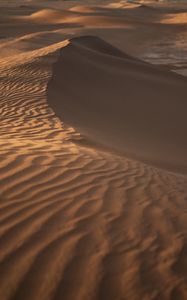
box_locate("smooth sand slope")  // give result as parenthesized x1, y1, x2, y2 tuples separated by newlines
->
(0, 2, 187, 300)
(48, 35, 187, 173)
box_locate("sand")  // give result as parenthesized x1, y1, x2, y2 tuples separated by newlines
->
(0, 1, 187, 300)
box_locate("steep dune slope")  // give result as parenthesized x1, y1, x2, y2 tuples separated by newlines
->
(47, 36, 187, 173)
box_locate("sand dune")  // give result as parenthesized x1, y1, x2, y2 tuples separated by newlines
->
(22, 9, 77, 24)
(1, 1, 187, 300)
(161, 12, 187, 24)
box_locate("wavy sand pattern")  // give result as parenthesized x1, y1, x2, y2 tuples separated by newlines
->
(0, 1, 187, 300)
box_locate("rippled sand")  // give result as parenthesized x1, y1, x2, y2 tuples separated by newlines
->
(0, 1, 187, 300)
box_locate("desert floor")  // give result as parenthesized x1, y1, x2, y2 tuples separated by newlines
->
(0, 1, 187, 299)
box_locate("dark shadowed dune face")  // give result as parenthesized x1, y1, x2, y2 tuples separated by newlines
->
(47, 35, 187, 173)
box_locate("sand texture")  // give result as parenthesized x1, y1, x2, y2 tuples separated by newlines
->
(0, 1, 187, 300)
